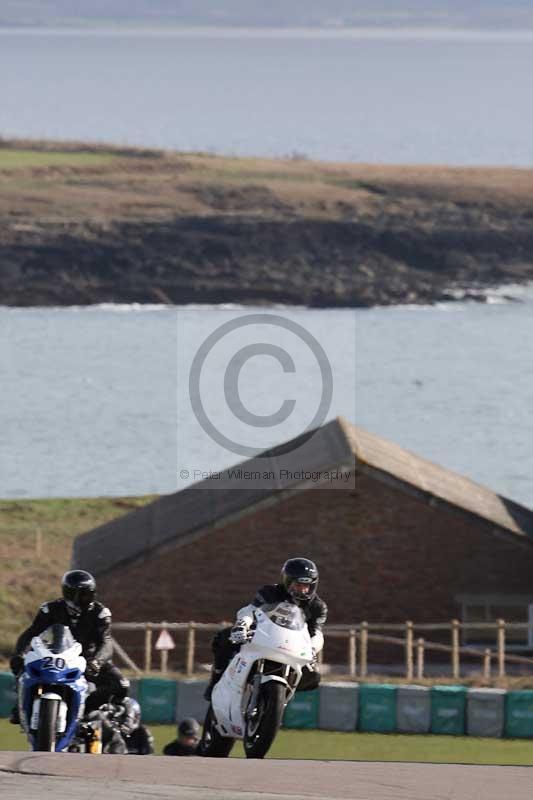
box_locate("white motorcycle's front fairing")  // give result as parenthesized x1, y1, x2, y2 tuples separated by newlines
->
(211, 607, 314, 739)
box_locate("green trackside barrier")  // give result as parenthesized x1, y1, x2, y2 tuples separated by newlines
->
(283, 690, 319, 729)
(505, 690, 533, 738)
(0, 672, 16, 717)
(358, 684, 397, 733)
(137, 677, 177, 724)
(430, 685, 466, 735)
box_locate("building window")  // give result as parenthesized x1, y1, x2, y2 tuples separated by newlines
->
(458, 596, 533, 650)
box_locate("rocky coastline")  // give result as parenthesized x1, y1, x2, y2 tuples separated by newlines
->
(2, 140, 533, 308)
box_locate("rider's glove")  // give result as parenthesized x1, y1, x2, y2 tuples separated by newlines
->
(9, 655, 24, 676)
(229, 621, 251, 645)
(85, 658, 101, 680)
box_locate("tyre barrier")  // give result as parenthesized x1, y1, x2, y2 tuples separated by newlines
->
(285, 682, 533, 739)
(0, 672, 15, 717)
(466, 688, 506, 738)
(137, 677, 178, 724)
(357, 684, 396, 733)
(430, 685, 466, 736)
(396, 684, 430, 734)
(2, 672, 533, 738)
(318, 682, 358, 732)
(175, 678, 209, 724)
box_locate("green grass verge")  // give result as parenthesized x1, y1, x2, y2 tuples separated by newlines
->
(0, 497, 155, 653)
(2, 721, 533, 763)
(0, 149, 116, 169)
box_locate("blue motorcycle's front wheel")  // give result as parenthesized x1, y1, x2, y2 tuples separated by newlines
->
(36, 698, 58, 752)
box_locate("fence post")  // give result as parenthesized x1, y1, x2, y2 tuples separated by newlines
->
(452, 619, 461, 680)
(360, 622, 368, 678)
(416, 638, 425, 679)
(160, 648, 168, 674)
(483, 648, 491, 680)
(497, 619, 506, 678)
(35, 528, 43, 558)
(348, 628, 357, 678)
(186, 622, 196, 677)
(451, 619, 460, 679)
(405, 621, 414, 680)
(144, 624, 152, 674)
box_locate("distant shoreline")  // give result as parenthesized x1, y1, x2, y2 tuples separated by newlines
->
(3, 25, 533, 40)
(1, 139, 533, 309)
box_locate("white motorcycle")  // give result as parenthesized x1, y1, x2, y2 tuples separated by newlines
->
(200, 601, 316, 759)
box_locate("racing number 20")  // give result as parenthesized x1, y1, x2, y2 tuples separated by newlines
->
(42, 656, 66, 670)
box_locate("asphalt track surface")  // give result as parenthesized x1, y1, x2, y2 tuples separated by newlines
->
(1, 752, 533, 800)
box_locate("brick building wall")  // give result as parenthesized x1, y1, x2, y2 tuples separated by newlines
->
(96, 474, 533, 668)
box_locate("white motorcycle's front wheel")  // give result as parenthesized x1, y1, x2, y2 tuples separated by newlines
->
(36, 698, 59, 752)
(244, 682, 286, 759)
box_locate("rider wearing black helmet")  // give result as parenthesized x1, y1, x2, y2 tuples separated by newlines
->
(92, 696, 155, 755)
(204, 557, 327, 700)
(163, 717, 201, 756)
(9, 569, 129, 724)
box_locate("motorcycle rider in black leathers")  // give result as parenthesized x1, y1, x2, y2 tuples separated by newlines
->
(93, 697, 154, 755)
(9, 569, 130, 724)
(122, 698, 155, 755)
(204, 557, 327, 701)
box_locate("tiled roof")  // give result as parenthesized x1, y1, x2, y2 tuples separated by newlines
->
(72, 418, 355, 575)
(348, 422, 533, 542)
(72, 418, 533, 576)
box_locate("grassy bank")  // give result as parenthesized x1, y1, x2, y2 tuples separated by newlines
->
(3, 721, 533, 763)
(2, 138, 533, 307)
(3, 137, 533, 225)
(0, 149, 116, 170)
(0, 496, 154, 653)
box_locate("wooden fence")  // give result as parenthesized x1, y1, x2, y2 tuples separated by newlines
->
(112, 620, 533, 679)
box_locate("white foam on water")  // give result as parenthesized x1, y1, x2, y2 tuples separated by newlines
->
(0, 303, 172, 313)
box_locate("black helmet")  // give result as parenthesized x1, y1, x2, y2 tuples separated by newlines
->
(62, 570, 96, 614)
(178, 717, 200, 740)
(280, 558, 318, 603)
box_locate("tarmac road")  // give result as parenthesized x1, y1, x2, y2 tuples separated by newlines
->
(1, 751, 533, 800)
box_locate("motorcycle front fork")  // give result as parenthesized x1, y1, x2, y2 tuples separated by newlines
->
(245, 660, 264, 722)
(245, 662, 292, 721)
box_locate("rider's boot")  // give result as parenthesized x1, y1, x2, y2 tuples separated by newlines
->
(9, 705, 20, 725)
(203, 668, 223, 702)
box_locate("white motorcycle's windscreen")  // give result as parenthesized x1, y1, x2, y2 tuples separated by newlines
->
(258, 602, 306, 631)
(38, 624, 77, 654)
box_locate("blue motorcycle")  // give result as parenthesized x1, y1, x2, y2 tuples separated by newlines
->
(19, 623, 91, 752)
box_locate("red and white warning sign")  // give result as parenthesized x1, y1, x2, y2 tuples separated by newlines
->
(155, 629, 176, 650)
